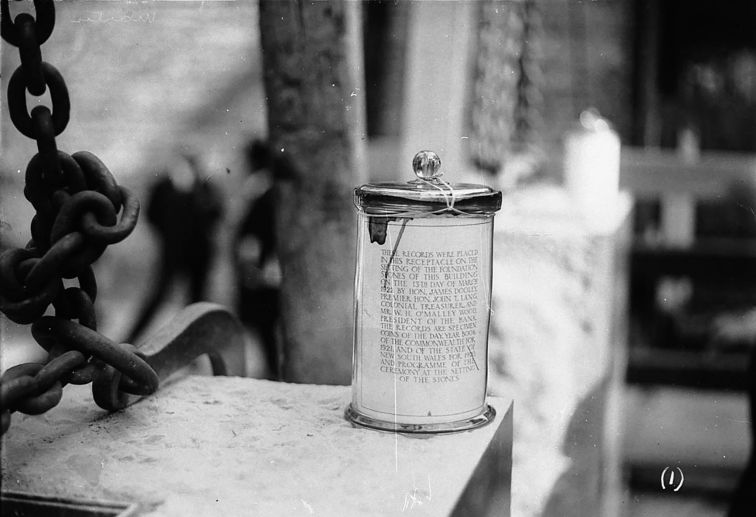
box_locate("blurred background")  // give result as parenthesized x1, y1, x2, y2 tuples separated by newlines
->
(1, 1, 754, 516)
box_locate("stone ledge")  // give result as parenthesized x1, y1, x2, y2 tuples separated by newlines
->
(1, 376, 512, 516)
(489, 185, 631, 516)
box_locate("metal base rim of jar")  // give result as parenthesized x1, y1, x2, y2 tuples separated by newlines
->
(344, 404, 496, 434)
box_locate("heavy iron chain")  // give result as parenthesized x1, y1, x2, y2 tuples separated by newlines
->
(0, 0, 159, 435)
(468, 0, 541, 175)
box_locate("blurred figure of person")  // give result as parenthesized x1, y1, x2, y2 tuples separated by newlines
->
(729, 344, 756, 516)
(126, 152, 224, 343)
(232, 138, 281, 380)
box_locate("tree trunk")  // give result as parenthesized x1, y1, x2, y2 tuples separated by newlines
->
(258, 0, 367, 384)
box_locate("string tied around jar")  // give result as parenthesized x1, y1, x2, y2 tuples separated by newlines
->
(412, 150, 467, 216)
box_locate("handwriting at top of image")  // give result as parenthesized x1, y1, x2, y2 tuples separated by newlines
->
(71, 10, 156, 24)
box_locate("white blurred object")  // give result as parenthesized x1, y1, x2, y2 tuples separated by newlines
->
(677, 126, 701, 164)
(563, 109, 621, 224)
(658, 126, 700, 247)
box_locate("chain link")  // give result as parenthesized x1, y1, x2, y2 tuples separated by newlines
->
(8, 61, 70, 138)
(0, 0, 157, 435)
(1, 0, 54, 47)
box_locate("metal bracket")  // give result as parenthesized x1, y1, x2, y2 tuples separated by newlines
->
(92, 302, 247, 410)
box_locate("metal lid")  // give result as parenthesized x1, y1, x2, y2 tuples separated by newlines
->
(355, 151, 502, 216)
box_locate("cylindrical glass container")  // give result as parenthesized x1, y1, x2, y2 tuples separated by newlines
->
(346, 151, 502, 433)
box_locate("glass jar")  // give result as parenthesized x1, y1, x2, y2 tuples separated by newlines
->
(346, 151, 502, 433)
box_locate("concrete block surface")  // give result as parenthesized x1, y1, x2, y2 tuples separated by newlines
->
(2, 376, 511, 516)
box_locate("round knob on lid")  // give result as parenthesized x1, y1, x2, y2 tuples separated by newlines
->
(412, 150, 442, 180)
